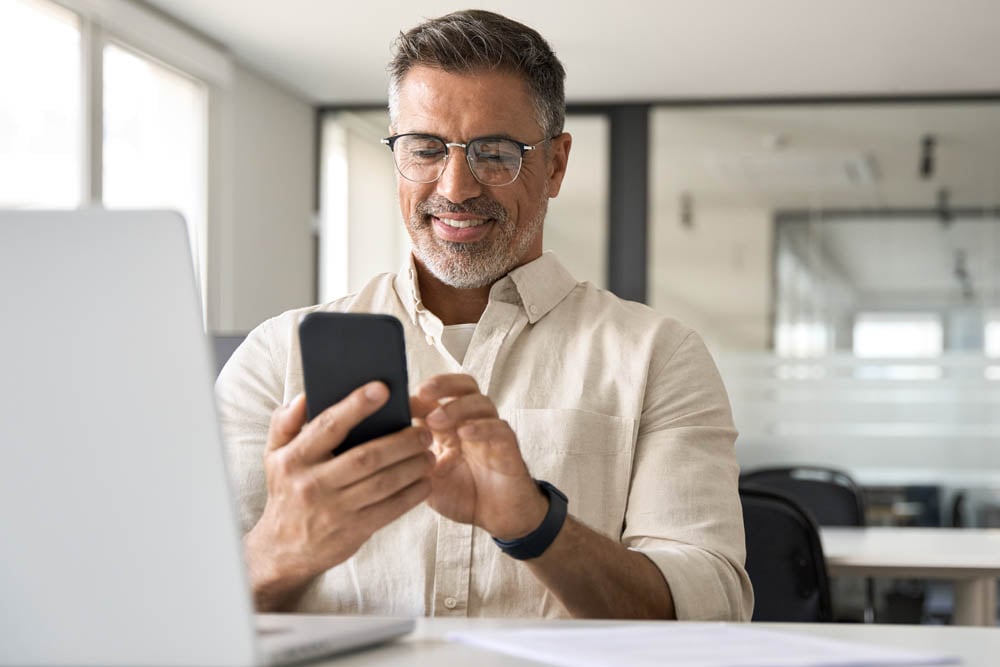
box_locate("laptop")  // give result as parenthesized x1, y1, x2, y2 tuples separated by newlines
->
(0, 210, 414, 666)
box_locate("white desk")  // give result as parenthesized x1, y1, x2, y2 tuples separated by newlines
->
(316, 617, 1000, 666)
(821, 527, 1000, 626)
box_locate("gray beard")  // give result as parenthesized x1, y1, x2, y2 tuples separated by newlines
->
(408, 194, 547, 289)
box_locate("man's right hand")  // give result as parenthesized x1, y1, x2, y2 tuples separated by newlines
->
(244, 382, 434, 611)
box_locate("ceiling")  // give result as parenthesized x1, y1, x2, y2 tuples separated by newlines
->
(651, 104, 1000, 210)
(141, 0, 1000, 104)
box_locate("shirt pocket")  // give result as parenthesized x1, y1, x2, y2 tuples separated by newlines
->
(511, 408, 636, 541)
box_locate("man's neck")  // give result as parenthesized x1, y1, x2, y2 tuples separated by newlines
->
(414, 262, 492, 325)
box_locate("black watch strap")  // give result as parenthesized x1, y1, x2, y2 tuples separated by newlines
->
(492, 480, 568, 560)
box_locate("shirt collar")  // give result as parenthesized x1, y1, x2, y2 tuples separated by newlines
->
(393, 251, 578, 327)
(502, 251, 578, 324)
(393, 255, 431, 326)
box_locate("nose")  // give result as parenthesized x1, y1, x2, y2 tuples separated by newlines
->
(435, 146, 483, 203)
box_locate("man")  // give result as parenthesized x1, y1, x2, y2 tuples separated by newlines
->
(216, 10, 752, 621)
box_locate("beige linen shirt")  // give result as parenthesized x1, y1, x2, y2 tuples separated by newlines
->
(216, 252, 753, 621)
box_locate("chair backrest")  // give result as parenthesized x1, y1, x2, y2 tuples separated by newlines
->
(740, 486, 833, 622)
(740, 466, 865, 527)
(212, 334, 246, 377)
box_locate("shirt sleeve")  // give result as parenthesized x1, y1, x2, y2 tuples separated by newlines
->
(622, 329, 754, 621)
(213, 317, 287, 534)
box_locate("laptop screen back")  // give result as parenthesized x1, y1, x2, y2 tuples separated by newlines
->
(0, 210, 257, 666)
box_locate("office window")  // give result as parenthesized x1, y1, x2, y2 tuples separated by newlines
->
(0, 0, 81, 208)
(853, 312, 943, 358)
(986, 319, 1000, 358)
(103, 43, 208, 291)
(775, 321, 830, 359)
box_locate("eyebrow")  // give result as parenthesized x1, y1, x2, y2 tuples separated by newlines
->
(399, 131, 523, 143)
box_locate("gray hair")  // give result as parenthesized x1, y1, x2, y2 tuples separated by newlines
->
(387, 10, 566, 139)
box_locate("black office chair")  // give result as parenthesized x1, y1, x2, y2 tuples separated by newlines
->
(740, 486, 833, 622)
(740, 466, 874, 622)
(740, 467, 864, 526)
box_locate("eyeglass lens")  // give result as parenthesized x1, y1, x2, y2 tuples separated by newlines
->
(392, 135, 523, 185)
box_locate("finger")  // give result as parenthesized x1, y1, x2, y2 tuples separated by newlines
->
(430, 444, 463, 477)
(455, 418, 527, 476)
(415, 374, 480, 403)
(293, 381, 390, 463)
(410, 394, 435, 421)
(336, 448, 435, 511)
(315, 425, 433, 488)
(353, 477, 432, 536)
(425, 392, 498, 429)
(457, 418, 516, 446)
(266, 393, 307, 453)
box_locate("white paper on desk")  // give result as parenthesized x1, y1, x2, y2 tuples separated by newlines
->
(447, 624, 960, 667)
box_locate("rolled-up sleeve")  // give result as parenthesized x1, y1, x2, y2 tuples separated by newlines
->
(622, 330, 754, 621)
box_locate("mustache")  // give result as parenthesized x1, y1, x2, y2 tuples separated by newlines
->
(416, 195, 508, 223)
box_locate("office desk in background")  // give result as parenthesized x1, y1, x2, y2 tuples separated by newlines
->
(821, 527, 1000, 626)
(311, 617, 997, 667)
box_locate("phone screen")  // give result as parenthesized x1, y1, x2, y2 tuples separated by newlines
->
(298, 312, 411, 455)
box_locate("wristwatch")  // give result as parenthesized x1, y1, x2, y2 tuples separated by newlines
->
(492, 480, 568, 560)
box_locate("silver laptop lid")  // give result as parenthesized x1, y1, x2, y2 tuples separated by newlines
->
(0, 210, 257, 666)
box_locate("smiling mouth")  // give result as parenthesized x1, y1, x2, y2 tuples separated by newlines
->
(435, 216, 490, 229)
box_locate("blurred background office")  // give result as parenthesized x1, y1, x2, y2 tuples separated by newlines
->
(2, 0, 998, 624)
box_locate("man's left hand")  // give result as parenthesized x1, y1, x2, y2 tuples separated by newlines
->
(411, 373, 547, 540)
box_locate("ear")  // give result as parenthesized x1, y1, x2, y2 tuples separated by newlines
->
(545, 132, 572, 198)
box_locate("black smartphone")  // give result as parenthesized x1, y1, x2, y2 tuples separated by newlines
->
(298, 312, 411, 456)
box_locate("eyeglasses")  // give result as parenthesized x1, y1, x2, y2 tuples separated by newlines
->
(381, 133, 550, 187)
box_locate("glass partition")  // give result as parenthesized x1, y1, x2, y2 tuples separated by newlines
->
(650, 102, 1000, 535)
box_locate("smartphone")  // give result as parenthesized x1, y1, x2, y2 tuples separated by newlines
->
(298, 312, 411, 456)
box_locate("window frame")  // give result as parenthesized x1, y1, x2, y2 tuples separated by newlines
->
(14, 0, 230, 323)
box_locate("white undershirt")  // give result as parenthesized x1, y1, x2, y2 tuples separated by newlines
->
(441, 323, 477, 364)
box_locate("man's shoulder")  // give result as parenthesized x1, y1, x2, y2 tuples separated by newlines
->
(564, 281, 693, 343)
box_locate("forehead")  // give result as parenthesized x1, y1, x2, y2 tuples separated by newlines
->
(394, 65, 540, 137)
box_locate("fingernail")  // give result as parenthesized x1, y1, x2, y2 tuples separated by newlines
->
(458, 424, 477, 438)
(365, 382, 387, 402)
(420, 429, 433, 446)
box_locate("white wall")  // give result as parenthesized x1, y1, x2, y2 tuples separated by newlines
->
(208, 63, 315, 333)
(649, 203, 774, 351)
(545, 114, 609, 288)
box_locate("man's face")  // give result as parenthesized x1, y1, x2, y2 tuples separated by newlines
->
(392, 66, 571, 289)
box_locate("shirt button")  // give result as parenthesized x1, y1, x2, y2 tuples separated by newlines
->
(425, 334, 435, 346)
(443, 597, 458, 609)
(529, 305, 538, 315)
